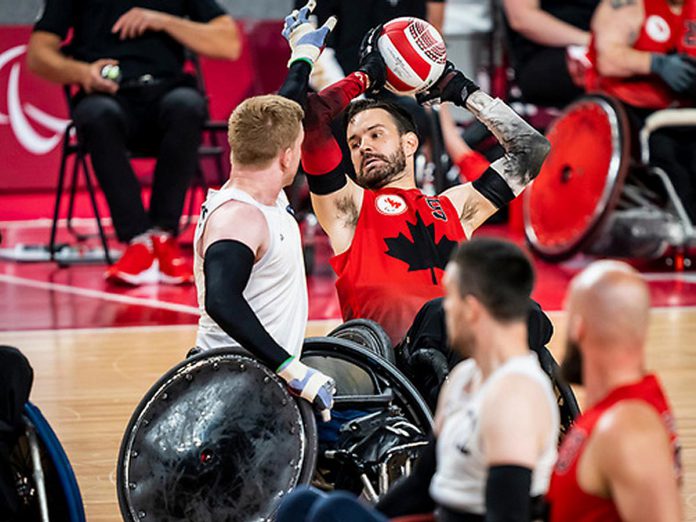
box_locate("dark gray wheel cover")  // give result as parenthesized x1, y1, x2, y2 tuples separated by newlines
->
(118, 350, 317, 522)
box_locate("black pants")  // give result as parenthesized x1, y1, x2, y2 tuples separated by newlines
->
(72, 81, 206, 243)
(516, 47, 584, 108)
(624, 103, 696, 223)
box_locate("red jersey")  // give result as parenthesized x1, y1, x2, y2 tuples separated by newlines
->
(586, 0, 685, 109)
(330, 187, 466, 344)
(547, 374, 681, 522)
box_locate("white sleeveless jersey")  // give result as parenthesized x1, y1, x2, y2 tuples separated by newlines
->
(193, 187, 308, 357)
(430, 354, 560, 515)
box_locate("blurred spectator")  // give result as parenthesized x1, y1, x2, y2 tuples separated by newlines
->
(26, 0, 240, 286)
(587, 0, 696, 221)
(503, 0, 599, 106)
(441, 0, 494, 122)
(439, 102, 490, 182)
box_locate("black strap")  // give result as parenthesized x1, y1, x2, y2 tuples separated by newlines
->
(472, 167, 515, 209)
(305, 162, 348, 195)
(203, 240, 291, 369)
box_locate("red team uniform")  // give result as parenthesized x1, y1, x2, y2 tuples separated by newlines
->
(547, 374, 681, 522)
(586, 0, 696, 108)
(331, 187, 465, 344)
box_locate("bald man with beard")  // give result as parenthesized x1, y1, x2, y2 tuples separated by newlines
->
(547, 261, 682, 522)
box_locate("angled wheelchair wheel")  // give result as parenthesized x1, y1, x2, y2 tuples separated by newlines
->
(328, 319, 395, 364)
(301, 337, 433, 499)
(117, 348, 318, 522)
(7, 403, 86, 522)
(302, 337, 432, 432)
(531, 346, 581, 440)
(524, 95, 631, 261)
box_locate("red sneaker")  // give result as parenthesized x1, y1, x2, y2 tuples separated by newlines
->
(105, 241, 159, 286)
(151, 234, 194, 285)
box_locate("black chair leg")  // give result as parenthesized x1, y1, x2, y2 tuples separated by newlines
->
(66, 150, 82, 240)
(49, 135, 72, 262)
(180, 165, 207, 234)
(81, 155, 113, 265)
(209, 131, 227, 185)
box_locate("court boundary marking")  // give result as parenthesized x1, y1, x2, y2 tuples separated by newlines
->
(1, 319, 344, 337)
(0, 273, 200, 315)
(2, 271, 696, 331)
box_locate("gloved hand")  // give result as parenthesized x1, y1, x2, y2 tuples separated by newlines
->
(358, 25, 387, 94)
(416, 61, 480, 106)
(277, 356, 336, 421)
(650, 53, 696, 94)
(282, 0, 337, 68)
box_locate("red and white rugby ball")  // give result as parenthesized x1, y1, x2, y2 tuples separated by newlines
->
(377, 17, 447, 96)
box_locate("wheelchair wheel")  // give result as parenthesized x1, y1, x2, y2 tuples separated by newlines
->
(524, 95, 631, 261)
(302, 337, 432, 431)
(302, 337, 433, 499)
(117, 348, 318, 522)
(7, 403, 86, 522)
(328, 319, 395, 364)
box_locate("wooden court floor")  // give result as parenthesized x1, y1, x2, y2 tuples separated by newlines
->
(4, 311, 696, 521)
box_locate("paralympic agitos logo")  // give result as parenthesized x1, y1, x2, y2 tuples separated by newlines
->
(0, 44, 69, 155)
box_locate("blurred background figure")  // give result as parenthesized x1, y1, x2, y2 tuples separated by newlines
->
(503, 0, 598, 107)
(26, 0, 241, 286)
(586, 0, 696, 222)
(548, 261, 682, 521)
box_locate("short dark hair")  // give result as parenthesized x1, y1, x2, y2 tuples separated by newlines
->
(450, 238, 534, 322)
(345, 98, 418, 136)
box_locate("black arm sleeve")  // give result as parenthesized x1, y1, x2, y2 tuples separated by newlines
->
(203, 239, 292, 370)
(375, 434, 437, 517)
(484, 465, 532, 522)
(278, 60, 312, 110)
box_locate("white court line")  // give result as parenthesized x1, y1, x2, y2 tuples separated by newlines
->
(1, 319, 343, 336)
(0, 273, 200, 315)
(2, 323, 198, 336)
(0, 215, 198, 229)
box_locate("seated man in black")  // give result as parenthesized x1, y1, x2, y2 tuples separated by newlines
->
(27, 0, 240, 286)
(503, 0, 598, 107)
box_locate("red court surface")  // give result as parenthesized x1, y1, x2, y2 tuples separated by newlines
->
(3, 190, 696, 331)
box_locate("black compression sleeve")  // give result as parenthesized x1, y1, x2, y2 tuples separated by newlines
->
(203, 240, 292, 370)
(278, 61, 312, 110)
(375, 434, 437, 517)
(484, 465, 532, 522)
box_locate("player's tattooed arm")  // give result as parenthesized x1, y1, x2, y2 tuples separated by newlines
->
(466, 91, 550, 196)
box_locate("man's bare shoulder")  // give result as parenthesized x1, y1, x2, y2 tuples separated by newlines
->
(206, 200, 265, 232)
(594, 399, 667, 449)
(202, 200, 269, 255)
